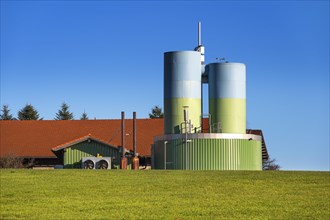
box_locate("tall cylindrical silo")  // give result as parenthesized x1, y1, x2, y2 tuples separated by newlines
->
(208, 63, 246, 134)
(164, 51, 202, 134)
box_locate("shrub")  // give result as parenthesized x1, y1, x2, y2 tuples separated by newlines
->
(0, 154, 34, 168)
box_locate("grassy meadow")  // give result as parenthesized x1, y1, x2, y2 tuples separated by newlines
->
(0, 170, 329, 219)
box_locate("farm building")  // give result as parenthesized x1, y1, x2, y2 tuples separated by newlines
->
(0, 118, 268, 169)
(51, 135, 122, 169)
(0, 119, 162, 168)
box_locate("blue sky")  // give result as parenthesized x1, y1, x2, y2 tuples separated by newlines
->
(1, 1, 329, 171)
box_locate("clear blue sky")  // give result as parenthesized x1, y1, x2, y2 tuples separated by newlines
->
(1, 1, 329, 171)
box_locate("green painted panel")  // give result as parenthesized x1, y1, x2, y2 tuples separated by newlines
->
(63, 140, 123, 169)
(209, 98, 246, 134)
(164, 98, 201, 134)
(153, 138, 262, 170)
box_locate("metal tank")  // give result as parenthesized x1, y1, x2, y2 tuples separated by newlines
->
(152, 133, 262, 170)
(208, 63, 246, 134)
(164, 51, 202, 134)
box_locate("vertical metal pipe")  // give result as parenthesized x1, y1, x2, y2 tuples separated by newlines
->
(133, 111, 136, 156)
(201, 81, 203, 132)
(198, 21, 201, 46)
(121, 111, 125, 157)
(189, 120, 192, 133)
(209, 114, 212, 133)
(120, 111, 127, 170)
(183, 107, 188, 141)
(164, 141, 168, 170)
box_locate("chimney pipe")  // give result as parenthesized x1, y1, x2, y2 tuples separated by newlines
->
(194, 21, 205, 64)
(132, 112, 139, 170)
(133, 112, 136, 156)
(121, 111, 125, 157)
(120, 111, 127, 169)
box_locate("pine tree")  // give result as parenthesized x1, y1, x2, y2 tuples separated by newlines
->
(149, 105, 164, 118)
(55, 102, 74, 120)
(80, 111, 89, 120)
(0, 105, 15, 120)
(17, 104, 40, 120)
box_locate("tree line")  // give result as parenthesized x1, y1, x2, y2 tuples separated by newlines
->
(1, 104, 164, 120)
(0, 103, 88, 120)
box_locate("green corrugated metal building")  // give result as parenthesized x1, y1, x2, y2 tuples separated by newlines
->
(52, 135, 131, 169)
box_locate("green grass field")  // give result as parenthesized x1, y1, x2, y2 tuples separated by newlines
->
(0, 170, 329, 219)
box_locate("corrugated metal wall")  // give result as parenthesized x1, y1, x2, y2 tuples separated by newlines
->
(63, 140, 123, 169)
(153, 138, 262, 170)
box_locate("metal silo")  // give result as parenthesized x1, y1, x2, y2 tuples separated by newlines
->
(208, 62, 246, 134)
(164, 51, 202, 134)
(153, 22, 263, 171)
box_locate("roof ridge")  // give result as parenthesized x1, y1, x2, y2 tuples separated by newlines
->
(0, 118, 164, 123)
(51, 134, 92, 151)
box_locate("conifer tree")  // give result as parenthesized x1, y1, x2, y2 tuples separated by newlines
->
(55, 102, 74, 120)
(17, 104, 40, 120)
(0, 105, 15, 120)
(149, 105, 164, 118)
(80, 111, 89, 120)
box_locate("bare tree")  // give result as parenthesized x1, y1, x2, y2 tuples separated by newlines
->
(263, 157, 281, 170)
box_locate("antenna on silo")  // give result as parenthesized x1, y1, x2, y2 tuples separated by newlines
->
(198, 21, 201, 46)
(194, 21, 205, 64)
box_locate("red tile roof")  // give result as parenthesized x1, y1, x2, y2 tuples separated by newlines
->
(0, 119, 163, 157)
(0, 119, 268, 160)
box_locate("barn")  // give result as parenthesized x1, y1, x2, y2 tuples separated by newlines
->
(51, 135, 122, 169)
